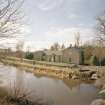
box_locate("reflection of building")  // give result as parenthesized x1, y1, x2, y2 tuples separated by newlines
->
(34, 47, 84, 64)
(63, 79, 94, 90)
(63, 79, 81, 90)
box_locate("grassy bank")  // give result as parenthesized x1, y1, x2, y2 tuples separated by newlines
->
(1, 57, 101, 80)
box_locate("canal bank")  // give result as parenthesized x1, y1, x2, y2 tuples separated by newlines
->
(0, 57, 101, 80)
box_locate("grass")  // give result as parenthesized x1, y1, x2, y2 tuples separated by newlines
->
(0, 83, 48, 105)
(5, 56, 76, 68)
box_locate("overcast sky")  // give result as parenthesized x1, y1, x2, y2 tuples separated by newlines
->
(1, 0, 105, 51)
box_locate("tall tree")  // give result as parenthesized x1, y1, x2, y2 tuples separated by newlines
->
(96, 12, 105, 45)
(50, 42, 60, 51)
(90, 55, 99, 66)
(15, 40, 24, 60)
(0, 0, 24, 40)
(0, 0, 24, 59)
(61, 44, 65, 50)
(74, 32, 81, 47)
(93, 47, 105, 66)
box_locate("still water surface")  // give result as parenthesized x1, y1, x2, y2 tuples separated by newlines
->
(0, 64, 98, 105)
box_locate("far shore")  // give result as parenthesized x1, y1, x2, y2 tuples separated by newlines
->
(1, 56, 105, 80)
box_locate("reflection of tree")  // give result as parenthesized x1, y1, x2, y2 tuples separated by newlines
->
(16, 69, 24, 89)
(0, 87, 8, 97)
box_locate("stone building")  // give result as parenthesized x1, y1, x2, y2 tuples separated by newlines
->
(34, 51, 46, 61)
(62, 47, 83, 64)
(44, 50, 63, 62)
(33, 47, 84, 65)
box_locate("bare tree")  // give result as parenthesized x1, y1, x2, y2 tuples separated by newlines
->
(93, 47, 105, 66)
(96, 12, 105, 45)
(0, 0, 24, 60)
(61, 44, 65, 50)
(74, 32, 81, 47)
(0, 0, 24, 39)
(50, 45, 54, 51)
(15, 40, 24, 61)
(50, 42, 60, 51)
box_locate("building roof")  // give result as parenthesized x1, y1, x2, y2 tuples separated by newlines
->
(44, 50, 63, 56)
(34, 47, 82, 56)
(63, 47, 82, 53)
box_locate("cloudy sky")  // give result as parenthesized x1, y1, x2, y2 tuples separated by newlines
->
(20, 0, 105, 50)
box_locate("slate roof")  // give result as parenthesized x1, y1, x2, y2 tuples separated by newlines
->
(44, 50, 63, 56)
(34, 47, 82, 56)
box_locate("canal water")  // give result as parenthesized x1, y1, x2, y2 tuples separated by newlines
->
(0, 64, 98, 105)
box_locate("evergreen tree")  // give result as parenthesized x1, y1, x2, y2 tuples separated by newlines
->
(25, 52, 34, 60)
(101, 59, 105, 66)
(90, 55, 99, 66)
(80, 50, 84, 65)
(61, 44, 65, 50)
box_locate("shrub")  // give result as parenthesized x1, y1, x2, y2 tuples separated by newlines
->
(0, 84, 47, 105)
(80, 50, 84, 65)
(101, 59, 105, 66)
(90, 55, 99, 66)
(25, 52, 34, 60)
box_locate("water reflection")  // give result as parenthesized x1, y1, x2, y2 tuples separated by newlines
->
(0, 64, 98, 105)
(0, 87, 8, 97)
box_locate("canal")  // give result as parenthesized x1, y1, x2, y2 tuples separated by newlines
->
(0, 64, 98, 105)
